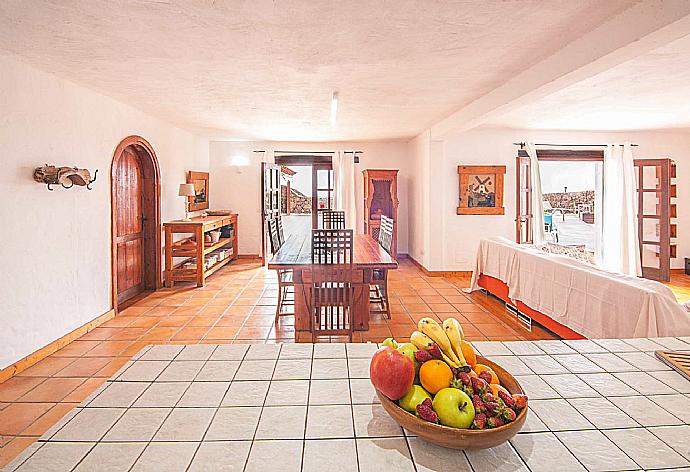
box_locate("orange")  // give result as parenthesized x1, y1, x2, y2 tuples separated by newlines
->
(473, 364, 499, 384)
(460, 340, 477, 367)
(489, 383, 509, 398)
(419, 360, 453, 394)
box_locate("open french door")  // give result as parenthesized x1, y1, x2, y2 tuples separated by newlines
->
(261, 163, 281, 265)
(515, 151, 533, 244)
(313, 164, 334, 229)
(634, 158, 677, 282)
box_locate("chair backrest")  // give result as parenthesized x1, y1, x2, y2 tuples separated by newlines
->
(268, 218, 281, 254)
(378, 215, 394, 255)
(308, 228, 354, 338)
(276, 215, 285, 245)
(311, 229, 353, 265)
(322, 210, 346, 230)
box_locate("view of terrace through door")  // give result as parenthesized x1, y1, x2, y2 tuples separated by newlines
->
(261, 153, 334, 263)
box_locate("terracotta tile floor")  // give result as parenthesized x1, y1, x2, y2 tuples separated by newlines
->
(0, 257, 556, 467)
(668, 273, 690, 304)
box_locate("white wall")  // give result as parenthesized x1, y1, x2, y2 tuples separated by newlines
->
(0, 54, 209, 369)
(420, 126, 690, 271)
(209, 140, 410, 255)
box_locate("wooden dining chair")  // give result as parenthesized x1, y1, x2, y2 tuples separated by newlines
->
(322, 210, 346, 230)
(371, 215, 394, 319)
(268, 218, 294, 322)
(307, 229, 355, 341)
(276, 215, 286, 245)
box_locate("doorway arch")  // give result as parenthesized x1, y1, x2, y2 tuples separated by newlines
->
(110, 135, 161, 311)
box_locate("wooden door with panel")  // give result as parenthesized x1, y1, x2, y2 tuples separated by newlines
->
(114, 147, 145, 304)
(261, 163, 281, 265)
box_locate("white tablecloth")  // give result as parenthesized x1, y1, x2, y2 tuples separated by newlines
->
(470, 237, 690, 338)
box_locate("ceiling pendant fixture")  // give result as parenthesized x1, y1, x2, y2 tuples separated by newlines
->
(330, 91, 339, 127)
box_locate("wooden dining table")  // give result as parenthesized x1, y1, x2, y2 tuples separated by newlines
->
(268, 231, 398, 337)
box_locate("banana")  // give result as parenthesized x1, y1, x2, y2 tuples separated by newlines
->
(410, 330, 434, 350)
(442, 318, 467, 365)
(441, 351, 461, 368)
(418, 317, 462, 365)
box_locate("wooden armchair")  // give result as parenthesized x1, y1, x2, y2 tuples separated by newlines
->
(307, 229, 354, 340)
(371, 215, 394, 319)
(268, 218, 294, 323)
(322, 210, 346, 230)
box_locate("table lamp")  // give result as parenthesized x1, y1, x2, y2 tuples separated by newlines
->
(178, 183, 195, 221)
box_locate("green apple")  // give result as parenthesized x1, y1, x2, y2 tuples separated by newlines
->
(397, 343, 418, 364)
(381, 337, 398, 349)
(397, 343, 421, 382)
(398, 385, 431, 412)
(432, 387, 475, 428)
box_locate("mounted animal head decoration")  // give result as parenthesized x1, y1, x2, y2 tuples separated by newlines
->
(33, 165, 98, 191)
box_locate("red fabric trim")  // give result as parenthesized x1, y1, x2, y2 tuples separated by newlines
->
(477, 274, 586, 340)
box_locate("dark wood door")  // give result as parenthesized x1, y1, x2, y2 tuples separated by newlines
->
(115, 148, 145, 304)
(261, 163, 281, 265)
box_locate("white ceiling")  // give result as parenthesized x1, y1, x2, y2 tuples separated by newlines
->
(0, 0, 634, 141)
(487, 33, 690, 131)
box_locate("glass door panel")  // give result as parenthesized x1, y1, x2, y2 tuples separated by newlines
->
(313, 166, 333, 229)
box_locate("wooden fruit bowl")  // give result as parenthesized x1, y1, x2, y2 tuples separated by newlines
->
(376, 356, 527, 449)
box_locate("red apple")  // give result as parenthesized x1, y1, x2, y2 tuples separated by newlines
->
(370, 347, 415, 400)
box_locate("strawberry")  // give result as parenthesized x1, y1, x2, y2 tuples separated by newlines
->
(427, 344, 443, 360)
(472, 394, 486, 413)
(416, 398, 438, 423)
(484, 401, 501, 415)
(501, 408, 517, 423)
(471, 377, 488, 395)
(478, 370, 493, 385)
(456, 371, 471, 386)
(414, 349, 432, 363)
(482, 392, 495, 403)
(451, 371, 473, 393)
(472, 417, 487, 430)
(461, 385, 475, 398)
(497, 390, 515, 408)
(487, 416, 505, 428)
(512, 394, 528, 411)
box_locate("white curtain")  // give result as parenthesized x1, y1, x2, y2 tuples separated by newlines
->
(333, 151, 357, 230)
(601, 144, 641, 276)
(525, 142, 546, 245)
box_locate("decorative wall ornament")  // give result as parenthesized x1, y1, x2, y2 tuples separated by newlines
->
(33, 165, 98, 191)
(457, 165, 506, 215)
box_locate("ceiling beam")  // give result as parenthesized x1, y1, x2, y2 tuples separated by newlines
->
(430, 0, 690, 140)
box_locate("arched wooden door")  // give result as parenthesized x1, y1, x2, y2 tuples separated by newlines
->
(111, 136, 161, 310)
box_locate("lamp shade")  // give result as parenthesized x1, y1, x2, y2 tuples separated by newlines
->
(178, 183, 195, 197)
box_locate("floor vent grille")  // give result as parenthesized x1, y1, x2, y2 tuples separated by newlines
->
(655, 350, 690, 381)
(516, 312, 532, 330)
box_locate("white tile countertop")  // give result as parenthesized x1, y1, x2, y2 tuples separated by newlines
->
(3, 338, 690, 472)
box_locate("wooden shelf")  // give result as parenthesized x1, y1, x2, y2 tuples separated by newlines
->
(205, 255, 233, 278)
(164, 214, 239, 288)
(204, 237, 234, 255)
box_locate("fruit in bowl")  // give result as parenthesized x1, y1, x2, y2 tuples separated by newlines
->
(370, 317, 528, 448)
(370, 346, 415, 400)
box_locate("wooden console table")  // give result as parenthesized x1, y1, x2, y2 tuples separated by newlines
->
(164, 214, 238, 287)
